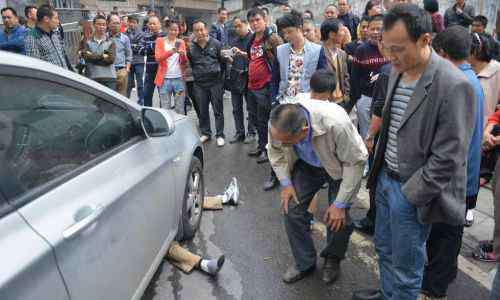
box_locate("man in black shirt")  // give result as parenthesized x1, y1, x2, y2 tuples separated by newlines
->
(188, 20, 226, 147)
(140, 16, 164, 107)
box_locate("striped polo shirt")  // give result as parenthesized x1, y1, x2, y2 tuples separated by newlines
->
(385, 79, 418, 173)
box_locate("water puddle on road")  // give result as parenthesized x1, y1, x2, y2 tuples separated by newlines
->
(143, 211, 243, 300)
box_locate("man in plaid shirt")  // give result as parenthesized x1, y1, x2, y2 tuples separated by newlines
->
(25, 5, 69, 70)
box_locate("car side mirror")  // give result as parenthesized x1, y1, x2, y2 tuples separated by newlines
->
(141, 108, 175, 137)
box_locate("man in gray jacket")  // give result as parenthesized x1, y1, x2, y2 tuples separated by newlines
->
(353, 4, 476, 300)
(444, 0, 475, 28)
(268, 100, 367, 284)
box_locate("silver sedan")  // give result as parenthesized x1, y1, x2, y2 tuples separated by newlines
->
(0, 51, 204, 300)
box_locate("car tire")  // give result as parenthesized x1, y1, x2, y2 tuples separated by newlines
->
(176, 157, 204, 242)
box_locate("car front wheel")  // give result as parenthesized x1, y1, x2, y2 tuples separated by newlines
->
(176, 157, 204, 241)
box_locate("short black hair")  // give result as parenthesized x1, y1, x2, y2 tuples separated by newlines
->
(369, 14, 384, 24)
(431, 28, 444, 51)
(192, 19, 207, 28)
(93, 14, 107, 24)
(276, 10, 303, 31)
(36, 5, 56, 22)
(1, 7, 17, 16)
(383, 4, 432, 42)
(360, 15, 370, 24)
(304, 10, 314, 20)
(320, 18, 340, 41)
(147, 16, 160, 24)
(437, 26, 471, 61)
(24, 5, 36, 18)
(218, 7, 228, 14)
(128, 15, 138, 23)
(310, 70, 337, 94)
(471, 32, 494, 62)
(473, 15, 488, 27)
(247, 7, 265, 21)
(423, 0, 439, 13)
(270, 104, 308, 135)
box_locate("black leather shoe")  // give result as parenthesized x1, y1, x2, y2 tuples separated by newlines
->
(256, 151, 269, 164)
(263, 175, 279, 191)
(229, 134, 245, 144)
(322, 258, 340, 284)
(353, 217, 375, 236)
(248, 148, 262, 157)
(352, 289, 383, 300)
(282, 265, 315, 284)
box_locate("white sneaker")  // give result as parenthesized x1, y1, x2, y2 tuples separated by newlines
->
(465, 209, 474, 227)
(216, 137, 225, 147)
(200, 135, 210, 143)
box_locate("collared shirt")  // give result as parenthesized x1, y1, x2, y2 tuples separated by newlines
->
(0, 25, 28, 54)
(111, 32, 132, 68)
(293, 106, 322, 167)
(25, 26, 68, 69)
(286, 46, 305, 97)
(280, 106, 322, 187)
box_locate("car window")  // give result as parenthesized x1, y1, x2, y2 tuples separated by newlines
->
(0, 75, 141, 201)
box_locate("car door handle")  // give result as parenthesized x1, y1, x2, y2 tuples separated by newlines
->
(63, 205, 104, 240)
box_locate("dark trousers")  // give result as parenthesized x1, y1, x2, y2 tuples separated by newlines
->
(95, 78, 117, 91)
(366, 152, 376, 223)
(422, 222, 464, 298)
(285, 160, 354, 272)
(231, 91, 256, 137)
(143, 64, 158, 107)
(127, 63, 145, 104)
(185, 81, 200, 118)
(247, 85, 271, 151)
(193, 82, 224, 138)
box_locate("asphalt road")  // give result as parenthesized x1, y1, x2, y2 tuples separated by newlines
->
(141, 95, 492, 300)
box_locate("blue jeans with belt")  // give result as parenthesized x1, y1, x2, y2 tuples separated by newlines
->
(374, 168, 431, 300)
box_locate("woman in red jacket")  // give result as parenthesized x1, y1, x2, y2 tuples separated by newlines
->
(155, 19, 188, 114)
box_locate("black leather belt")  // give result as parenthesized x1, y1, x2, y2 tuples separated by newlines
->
(115, 66, 125, 71)
(384, 164, 402, 182)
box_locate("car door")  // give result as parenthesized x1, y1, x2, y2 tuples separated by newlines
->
(0, 72, 181, 300)
(0, 195, 69, 300)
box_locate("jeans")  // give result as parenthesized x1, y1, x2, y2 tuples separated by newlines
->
(491, 264, 500, 300)
(374, 169, 431, 300)
(231, 91, 255, 137)
(127, 63, 144, 104)
(356, 95, 372, 139)
(159, 77, 185, 114)
(193, 82, 224, 138)
(144, 64, 158, 107)
(422, 222, 464, 298)
(95, 78, 117, 91)
(285, 160, 354, 272)
(185, 81, 200, 118)
(247, 85, 271, 151)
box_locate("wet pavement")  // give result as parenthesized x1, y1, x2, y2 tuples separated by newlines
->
(141, 95, 492, 300)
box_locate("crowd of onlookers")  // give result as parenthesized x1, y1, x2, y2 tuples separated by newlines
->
(1, 0, 500, 299)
